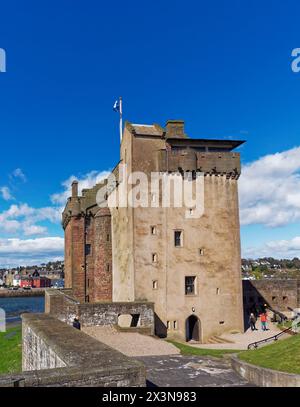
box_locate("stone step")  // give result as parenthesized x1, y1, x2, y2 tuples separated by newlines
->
(207, 335, 234, 344)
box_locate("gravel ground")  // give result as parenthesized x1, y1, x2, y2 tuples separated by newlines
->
(82, 325, 180, 357)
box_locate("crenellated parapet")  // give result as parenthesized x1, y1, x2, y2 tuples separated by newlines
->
(158, 150, 241, 179)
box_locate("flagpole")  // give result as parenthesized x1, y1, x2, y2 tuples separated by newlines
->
(119, 96, 123, 143)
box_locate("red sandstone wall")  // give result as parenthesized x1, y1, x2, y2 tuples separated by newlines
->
(71, 216, 85, 302)
(64, 222, 72, 289)
(93, 210, 112, 302)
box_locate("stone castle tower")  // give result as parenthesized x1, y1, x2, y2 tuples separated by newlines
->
(62, 120, 245, 342)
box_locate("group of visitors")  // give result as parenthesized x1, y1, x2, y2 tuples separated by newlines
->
(249, 310, 269, 331)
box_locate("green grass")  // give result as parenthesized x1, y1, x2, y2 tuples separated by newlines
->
(0, 325, 22, 374)
(277, 320, 292, 330)
(239, 333, 300, 374)
(167, 340, 241, 358)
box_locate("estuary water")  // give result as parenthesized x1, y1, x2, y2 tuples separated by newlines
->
(0, 296, 45, 324)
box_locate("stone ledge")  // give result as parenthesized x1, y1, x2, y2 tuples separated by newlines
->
(0, 313, 145, 387)
(231, 355, 300, 387)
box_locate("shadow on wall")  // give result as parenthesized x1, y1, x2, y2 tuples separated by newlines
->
(118, 314, 140, 327)
(243, 281, 268, 331)
(154, 313, 167, 338)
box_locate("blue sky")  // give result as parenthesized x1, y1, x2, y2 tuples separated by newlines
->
(1, 0, 300, 266)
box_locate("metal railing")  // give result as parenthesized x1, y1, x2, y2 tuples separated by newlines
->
(247, 321, 300, 350)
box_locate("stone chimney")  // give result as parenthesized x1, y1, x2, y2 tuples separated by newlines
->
(165, 120, 186, 138)
(72, 180, 78, 198)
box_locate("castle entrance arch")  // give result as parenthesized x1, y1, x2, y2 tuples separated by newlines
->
(186, 315, 201, 342)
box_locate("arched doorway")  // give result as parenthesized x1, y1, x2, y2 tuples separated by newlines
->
(186, 315, 201, 342)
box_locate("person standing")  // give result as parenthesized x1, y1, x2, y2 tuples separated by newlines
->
(260, 312, 267, 331)
(73, 316, 81, 330)
(249, 312, 258, 331)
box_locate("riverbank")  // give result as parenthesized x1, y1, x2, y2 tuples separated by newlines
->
(0, 288, 45, 298)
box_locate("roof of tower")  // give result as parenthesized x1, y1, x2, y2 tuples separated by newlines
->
(125, 120, 245, 150)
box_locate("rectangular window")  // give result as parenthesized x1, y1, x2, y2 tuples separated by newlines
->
(173, 321, 178, 330)
(199, 248, 204, 256)
(167, 321, 170, 330)
(174, 230, 183, 247)
(85, 244, 91, 256)
(106, 264, 110, 272)
(152, 280, 158, 290)
(150, 226, 156, 235)
(106, 234, 110, 242)
(216, 288, 220, 295)
(185, 276, 196, 295)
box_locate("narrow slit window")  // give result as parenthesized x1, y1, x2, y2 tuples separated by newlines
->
(152, 253, 158, 263)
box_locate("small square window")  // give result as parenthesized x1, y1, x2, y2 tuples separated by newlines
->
(272, 296, 276, 301)
(283, 296, 288, 302)
(152, 280, 158, 290)
(174, 230, 183, 247)
(151, 226, 156, 235)
(185, 276, 196, 295)
(152, 253, 158, 263)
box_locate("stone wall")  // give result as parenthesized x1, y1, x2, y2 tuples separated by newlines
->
(231, 355, 300, 387)
(243, 280, 300, 317)
(45, 289, 155, 334)
(0, 313, 145, 387)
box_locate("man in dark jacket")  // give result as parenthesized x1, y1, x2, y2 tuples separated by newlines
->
(73, 316, 81, 330)
(249, 312, 258, 331)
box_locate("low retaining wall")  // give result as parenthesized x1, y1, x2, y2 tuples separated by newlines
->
(45, 289, 155, 334)
(0, 313, 145, 387)
(0, 289, 45, 298)
(231, 355, 300, 387)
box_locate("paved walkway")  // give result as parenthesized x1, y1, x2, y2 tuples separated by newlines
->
(136, 355, 252, 387)
(83, 325, 180, 357)
(192, 322, 289, 350)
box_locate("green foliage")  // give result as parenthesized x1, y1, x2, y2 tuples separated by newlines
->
(0, 325, 22, 374)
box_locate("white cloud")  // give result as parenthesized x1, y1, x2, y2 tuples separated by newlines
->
(51, 170, 110, 205)
(0, 203, 61, 236)
(10, 168, 26, 182)
(0, 186, 14, 201)
(243, 236, 300, 259)
(0, 237, 64, 268)
(240, 146, 300, 227)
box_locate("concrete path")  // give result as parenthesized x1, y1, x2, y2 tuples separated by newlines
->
(136, 355, 253, 387)
(83, 325, 179, 357)
(191, 322, 289, 350)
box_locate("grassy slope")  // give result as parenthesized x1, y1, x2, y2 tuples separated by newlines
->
(167, 340, 241, 358)
(0, 325, 22, 374)
(239, 333, 300, 374)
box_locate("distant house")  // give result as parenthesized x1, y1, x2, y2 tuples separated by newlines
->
(13, 274, 21, 287)
(19, 275, 51, 288)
